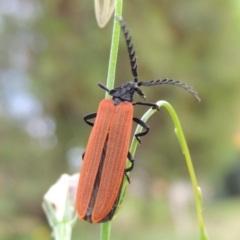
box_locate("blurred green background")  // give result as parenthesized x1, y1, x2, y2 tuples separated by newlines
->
(1, 0, 240, 239)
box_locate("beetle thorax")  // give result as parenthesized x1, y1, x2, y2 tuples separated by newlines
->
(110, 82, 138, 105)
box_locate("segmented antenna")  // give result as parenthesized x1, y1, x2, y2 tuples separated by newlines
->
(139, 79, 201, 101)
(98, 82, 110, 92)
(116, 17, 200, 101)
(118, 18, 139, 82)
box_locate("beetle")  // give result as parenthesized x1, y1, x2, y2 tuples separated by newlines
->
(76, 18, 200, 223)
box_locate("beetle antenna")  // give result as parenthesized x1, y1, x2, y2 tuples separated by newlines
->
(98, 82, 110, 92)
(138, 79, 201, 101)
(118, 18, 139, 83)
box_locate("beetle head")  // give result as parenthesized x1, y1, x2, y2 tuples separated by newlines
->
(109, 81, 145, 104)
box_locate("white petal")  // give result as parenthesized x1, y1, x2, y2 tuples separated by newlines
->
(44, 174, 70, 221)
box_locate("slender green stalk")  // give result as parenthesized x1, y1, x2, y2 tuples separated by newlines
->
(53, 223, 72, 240)
(105, 0, 123, 98)
(121, 100, 209, 240)
(100, 221, 113, 240)
(160, 101, 209, 240)
(100, 0, 123, 239)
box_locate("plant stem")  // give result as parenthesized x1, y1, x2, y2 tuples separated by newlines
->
(127, 100, 209, 240)
(100, 0, 123, 239)
(105, 0, 123, 98)
(101, 221, 113, 240)
(53, 223, 72, 240)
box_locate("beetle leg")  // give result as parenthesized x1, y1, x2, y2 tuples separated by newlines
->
(133, 117, 150, 144)
(132, 101, 159, 110)
(125, 152, 134, 172)
(83, 113, 97, 127)
(81, 113, 96, 163)
(124, 152, 135, 183)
